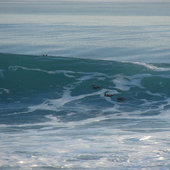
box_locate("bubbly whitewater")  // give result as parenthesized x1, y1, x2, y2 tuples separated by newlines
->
(0, 53, 170, 169)
(1, 1, 170, 169)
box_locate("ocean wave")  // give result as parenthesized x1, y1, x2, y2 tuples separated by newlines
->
(1, 53, 170, 122)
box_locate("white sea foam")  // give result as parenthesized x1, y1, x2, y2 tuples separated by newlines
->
(77, 72, 106, 81)
(0, 88, 10, 94)
(28, 88, 106, 112)
(156, 98, 170, 120)
(139, 136, 152, 141)
(122, 61, 170, 71)
(0, 126, 169, 169)
(8, 65, 75, 78)
(113, 74, 147, 91)
(134, 62, 170, 71)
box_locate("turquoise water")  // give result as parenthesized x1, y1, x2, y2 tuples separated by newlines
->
(0, 1, 170, 169)
(0, 53, 170, 169)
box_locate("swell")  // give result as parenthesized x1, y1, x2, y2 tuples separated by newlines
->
(1, 53, 170, 124)
(1, 53, 170, 94)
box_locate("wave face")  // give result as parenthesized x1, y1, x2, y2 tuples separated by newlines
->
(0, 53, 170, 169)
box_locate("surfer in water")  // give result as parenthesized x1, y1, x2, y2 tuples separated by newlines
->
(104, 92, 114, 97)
(92, 85, 125, 101)
(92, 85, 100, 89)
(117, 97, 125, 102)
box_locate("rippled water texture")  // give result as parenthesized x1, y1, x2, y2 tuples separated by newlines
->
(0, 1, 170, 63)
(0, 53, 170, 169)
(0, 1, 170, 169)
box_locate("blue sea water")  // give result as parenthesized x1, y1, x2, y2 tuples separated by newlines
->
(0, 1, 170, 169)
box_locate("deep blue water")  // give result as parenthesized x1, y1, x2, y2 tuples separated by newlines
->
(0, 1, 170, 169)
